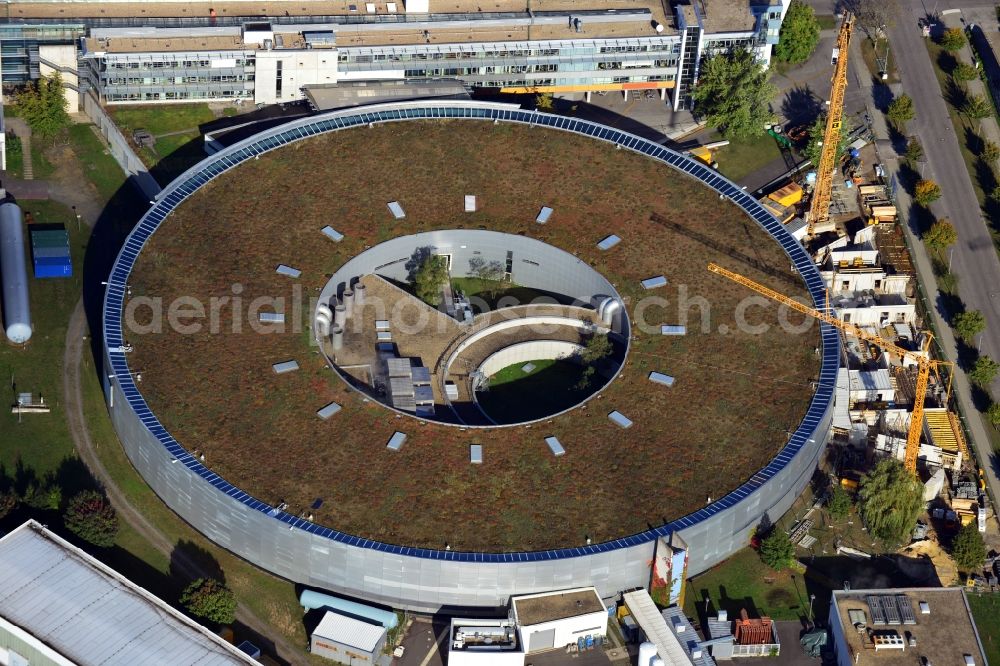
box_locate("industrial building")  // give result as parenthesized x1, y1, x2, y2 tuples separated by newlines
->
(511, 588, 608, 653)
(2, 0, 790, 111)
(827, 588, 988, 666)
(100, 100, 837, 612)
(309, 611, 388, 665)
(0, 520, 257, 665)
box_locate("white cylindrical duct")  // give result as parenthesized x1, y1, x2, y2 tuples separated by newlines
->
(354, 282, 366, 307)
(342, 290, 354, 317)
(650, 657, 664, 666)
(316, 303, 332, 321)
(0, 202, 31, 344)
(331, 325, 344, 350)
(638, 642, 657, 666)
(598, 297, 621, 326)
(334, 304, 347, 328)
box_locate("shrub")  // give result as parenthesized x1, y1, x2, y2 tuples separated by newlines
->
(980, 139, 1000, 163)
(827, 484, 852, 520)
(759, 528, 796, 570)
(952, 310, 986, 341)
(0, 492, 16, 520)
(940, 27, 966, 52)
(180, 578, 237, 624)
(774, 0, 821, 64)
(970, 356, 999, 386)
(953, 62, 979, 82)
(904, 137, 924, 164)
(914, 179, 942, 206)
(887, 94, 916, 126)
(63, 490, 118, 547)
(951, 523, 986, 571)
(923, 218, 957, 255)
(963, 94, 992, 119)
(987, 402, 1000, 428)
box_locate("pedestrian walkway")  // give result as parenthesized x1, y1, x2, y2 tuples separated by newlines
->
(6, 116, 34, 180)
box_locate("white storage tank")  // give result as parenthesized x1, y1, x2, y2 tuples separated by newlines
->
(0, 201, 31, 344)
(638, 641, 657, 666)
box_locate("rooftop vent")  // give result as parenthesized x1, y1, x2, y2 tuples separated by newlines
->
(964, 656, 975, 666)
(717, 610, 728, 622)
(919, 602, 930, 614)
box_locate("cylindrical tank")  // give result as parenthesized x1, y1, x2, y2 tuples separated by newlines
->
(342, 290, 354, 317)
(654, 21, 664, 33)
(331, 325, 344, 350)
(638, 642, 657, 666)
(334, 304, 347, 328)
(354, 281, 366, 307)
(0, 202, 31, 344)
(650, 657, 664, 666)
(298, 589, 398, 628)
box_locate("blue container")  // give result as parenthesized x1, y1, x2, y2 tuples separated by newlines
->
(32, 246, 71, 259)
(33, 258, 72, 279)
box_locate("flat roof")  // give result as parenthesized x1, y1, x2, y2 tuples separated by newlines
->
(832, 589, 987, 666)
(512, 587, 604, 626)
(0, 520, 256, 665)
(85, 34, 247, 53)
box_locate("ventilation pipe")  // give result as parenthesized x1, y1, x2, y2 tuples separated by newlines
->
(0, 201, 31, 344)
(331, 325, 344, 350)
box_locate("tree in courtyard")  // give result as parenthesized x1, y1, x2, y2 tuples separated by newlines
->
(827, 484, 852, 520)
(574, 333, 613, 391)
(987, 402, 1000, 428)
(843, 0, 899, 41)
(467, 257, 506, 302)
(691, 48, 777, 140)
(904, 137, 924, 165)
(951, 523, 986, 571)
(0, 492, 16, 521)
(412, 255, 449, 307)
(886, 94, 916, 128)
(63, 490, 119, 547)
(774, 0, 821, 64)
(13, 72, 71, 139)
(858, 458, 923, 546)
(805, 112, 853, 165)
(952, 310, 986, 341)
(914, 179, 942, 206)
(963, 94, 992, 120)
(180, 578, 237, 625)
(970, 356, 1000, 386)
(759, 528, 796, 570)
(940, 27, 967, 52)
(980, 139, 1000, 164)
(953, 62, 979, 82)
(534, 92, 555, 112)
(923, 218, 957, 256)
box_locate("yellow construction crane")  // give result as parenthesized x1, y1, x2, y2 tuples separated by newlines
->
(708, 262, 954, 475)
(807, 13, 854, 237)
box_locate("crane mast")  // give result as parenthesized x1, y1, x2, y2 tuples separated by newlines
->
(707, 262, 949, 475)
(807, 13, 854, 237)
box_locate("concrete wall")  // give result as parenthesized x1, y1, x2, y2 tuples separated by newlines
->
(477, 341, 583, 377)
(81, 91, 161, 200)
(102, 100, 837, 613)
(37, 44, 79, 113)
(254, 50, 340, 105)
(519, 612, 608, 652)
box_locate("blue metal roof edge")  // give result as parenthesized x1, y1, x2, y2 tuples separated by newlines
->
(102, 100, 838, 563)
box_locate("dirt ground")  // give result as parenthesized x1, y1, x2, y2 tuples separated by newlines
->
(126, 120, 821, 551)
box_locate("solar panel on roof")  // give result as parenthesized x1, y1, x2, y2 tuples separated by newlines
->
(895, 595, 916, 625)
(276, 264, 301, 278)
(272, 360, 299, 374)
(470, 444, 483, 464)
(259, 312, 285, 323)
(608, 411, 633, 428)
(465, 195, 476, 212)
(661, 325, 686, 335)
(649, 372, 675, 387)
(545, 436, 565, 456)
(536, 206, 553, 224)
(317, 402, 341, 419)
(386, 432, 407, 451)
(867, 595, 887, 625)
(881, 596, 901, 625)
(321, 226, 344, 242)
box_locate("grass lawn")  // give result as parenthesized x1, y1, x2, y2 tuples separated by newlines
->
(816, 14, 837, 31)
(684, 547, 808, 622)
(108, 104, 216, 187)
(715, 133, 785, 184)
(861, 37, 900, 84)
(478, 359, 595, 423)
(5, 134, 23, 178)
(451, 276, 555, 312)
(0, 200, 86, 477)
(966, 592, 1000, 664)
(67, 124, 130, 204)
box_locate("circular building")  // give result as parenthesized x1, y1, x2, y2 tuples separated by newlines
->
(103, 101, 838, 612)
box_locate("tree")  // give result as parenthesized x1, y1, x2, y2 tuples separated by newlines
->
(952, 310, 986, 341)
(970, 356, 999, 386)
(923, 219, 957, 255)
(467, 257, 505, 302)
(0, 492, 16, 521)
(858, 458, 923, 545)
(987, 402, 1000, 428)
(180, 578, 237, 625)
(691, 48, 777, 140)
(953, 62, 979, 82)
(805, 112, 853, 165)
(827, 484, 852, 520)
(63, 490, 119, 547)
(13, 72, 71, 139)
(904, 137, 924, 165)
(844, 0, 899, 41)
(963, 94, 992, 120)
(759, 528, 795, 570)
(534, 92, 555, 112)
(951, 523, 986, 571)
(580, 333, 612, 364)
(412, 255, 449, 307)
(887, 94, 916, 127)
(914, 179, 942, 206)
(980, 139, 1000, 164)
(940, 28, 967, 52)
(774, 0, 820, 64)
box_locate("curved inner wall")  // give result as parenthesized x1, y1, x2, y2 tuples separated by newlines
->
(102, 101, 837, 611)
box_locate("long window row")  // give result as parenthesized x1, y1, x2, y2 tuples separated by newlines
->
(104, 74, 252, 85)
(103, 57, 255, 70)
(106, 89, 252, 102)
(338, 42, 677, 63)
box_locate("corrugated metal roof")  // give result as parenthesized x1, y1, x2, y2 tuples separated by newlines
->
(0, 521, 255, 665)
(847, 369, 892, 393)
(623, 590, 692, 666)
(313, 611, 386, 653)
(661, 606, 717, 666)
